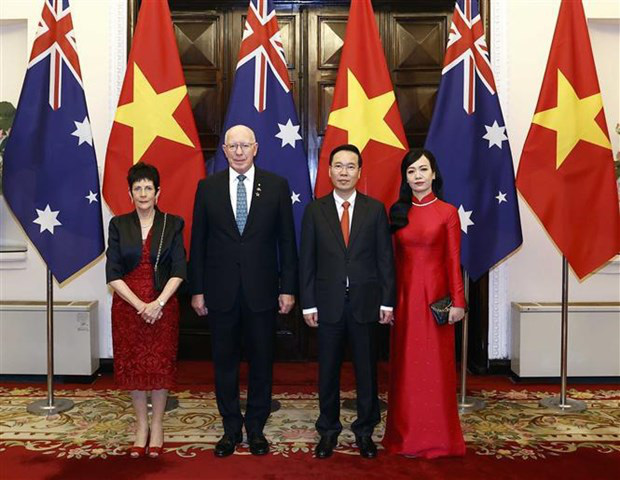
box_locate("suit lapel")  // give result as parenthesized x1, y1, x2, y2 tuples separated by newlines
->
(348, 194, 368, 250)
(219, 170, 241, 237)
(242, 167, 261, 236)
(319, 194, 346, 252)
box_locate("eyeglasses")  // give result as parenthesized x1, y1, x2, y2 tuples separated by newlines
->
(225, 142, 255, 152)
(331, 163, 358, 173)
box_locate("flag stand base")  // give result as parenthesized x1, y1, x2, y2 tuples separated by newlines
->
(27, 398, 74, 416)
(27, 270, 74, 417)
(457, 395, 485, 414)
(539, 396, 586, 413)
(537, 257, 587, 415)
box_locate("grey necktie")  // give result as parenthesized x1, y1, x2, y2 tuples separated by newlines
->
(236, 174, 248, 234)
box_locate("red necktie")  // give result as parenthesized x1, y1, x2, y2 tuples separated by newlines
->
(341, 201, 350, 246)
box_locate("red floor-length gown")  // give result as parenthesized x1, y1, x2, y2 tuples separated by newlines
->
(383, 192, 466, 458)
(111, 232, 179, 390)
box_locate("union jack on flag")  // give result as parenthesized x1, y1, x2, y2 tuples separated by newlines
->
(2, 0, 104, 283)
(425, 0, 522, 280)
(237, 0, 291, 112)
(214, 0, 312, 243)
(29, 0, 82, 110)
(443, 0, 496, 114)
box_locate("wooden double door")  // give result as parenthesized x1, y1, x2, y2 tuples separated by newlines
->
(136, 0, 486, 362)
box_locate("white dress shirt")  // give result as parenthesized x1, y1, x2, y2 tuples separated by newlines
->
(229, 165, 255, 218)
(302, 189, 392, 316)
(333, 189, 356, 230)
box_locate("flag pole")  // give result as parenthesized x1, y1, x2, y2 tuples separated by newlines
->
(457, 271, 485, 413)
(539, 257, 586, 413)
(27, 269, 74, 416)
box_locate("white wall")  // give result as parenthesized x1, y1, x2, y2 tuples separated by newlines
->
(0, 19, 29, 250)
(489, 0, 620, 359)
(0, 0, 125, 359)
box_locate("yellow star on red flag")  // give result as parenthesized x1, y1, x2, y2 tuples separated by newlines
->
(103, 0, 205, 257)
(516, 0, 619, 279)
(114, 63, 195, 163)
(328, 69, 405, 152)
(314, 0, 408, 209)
(532, 69, 610, 169)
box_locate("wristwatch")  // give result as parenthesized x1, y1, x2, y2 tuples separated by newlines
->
(158, 299, 165, 308)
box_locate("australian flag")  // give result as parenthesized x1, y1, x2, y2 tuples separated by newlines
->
(213, 0, 312, 241)
(2, 0, 104, 283)
(425, 0, 522, 281)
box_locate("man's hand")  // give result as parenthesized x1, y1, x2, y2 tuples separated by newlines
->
(379, 309, 394, 325)
(278, 294, 295, 314)
(448, 306, 465, 325)
(303, 311, 318, 328)
(191, 294, 208, 316)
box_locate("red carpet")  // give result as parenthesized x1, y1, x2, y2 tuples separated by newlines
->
(3, 444, 618, 480)
(1, 362, 618, 480)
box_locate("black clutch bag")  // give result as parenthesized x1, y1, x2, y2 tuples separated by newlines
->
(430, 295, 452, 326)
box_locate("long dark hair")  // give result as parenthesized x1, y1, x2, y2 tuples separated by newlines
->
(389, 149, 443, 233)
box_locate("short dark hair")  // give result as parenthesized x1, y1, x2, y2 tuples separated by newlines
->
(329, 144, 363, 168)
(127, 162, 160, 190)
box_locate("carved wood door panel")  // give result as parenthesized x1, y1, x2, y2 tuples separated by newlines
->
(159, 1, 478, 362)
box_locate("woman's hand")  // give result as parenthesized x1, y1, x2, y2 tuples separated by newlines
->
(134, 300, 147, 316)
(448, 306, 465, 325)
(141, 301, 163, 324)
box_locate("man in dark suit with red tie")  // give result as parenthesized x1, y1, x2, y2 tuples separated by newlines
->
(299, 144, 395, 459)
(189, 124, 297, 457)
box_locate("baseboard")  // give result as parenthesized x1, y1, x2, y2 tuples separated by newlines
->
(487, 359, 511, 375)
(509, 373, 620, 384)
(0, 372, 99, 384)
(0, 359, 112, 384)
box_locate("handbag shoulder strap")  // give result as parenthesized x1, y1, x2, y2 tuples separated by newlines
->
(154, 213, 167, 272)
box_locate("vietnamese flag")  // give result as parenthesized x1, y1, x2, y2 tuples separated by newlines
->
(314, 0, 408, 209)
(516, 0, 620, 279)
(103, 0, 205, 254)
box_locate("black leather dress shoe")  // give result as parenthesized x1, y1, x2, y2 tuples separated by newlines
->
(356, 436, 377, 459)
(248, 433, 269, 455)
(314, 434, 338, 459)
(214, 433, 242, 457)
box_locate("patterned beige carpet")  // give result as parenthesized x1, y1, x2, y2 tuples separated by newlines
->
(0, 387, 618, 460)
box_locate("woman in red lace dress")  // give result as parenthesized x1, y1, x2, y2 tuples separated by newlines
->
(383, 149, 466, 458)
(106, 162, 186, 458)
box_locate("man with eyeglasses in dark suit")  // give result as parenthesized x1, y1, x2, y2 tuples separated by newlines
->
(189, 124, 297, 457)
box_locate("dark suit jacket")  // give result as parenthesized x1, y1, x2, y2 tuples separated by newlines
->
(299, 192, 395, 324)
(188, 167, 298, 312)
(106, 209, 187, 284)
